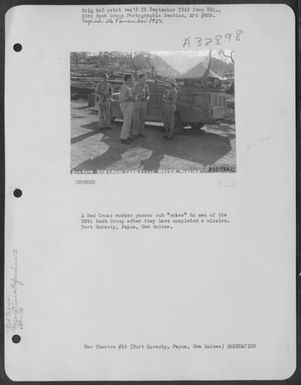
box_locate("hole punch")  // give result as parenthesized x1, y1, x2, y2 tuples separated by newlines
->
(13, 43, 22, 52)
(12, 335, 21, 343)
(13, 188, 22, 198)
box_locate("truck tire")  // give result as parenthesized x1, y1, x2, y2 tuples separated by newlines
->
(191, 122, 206, 133)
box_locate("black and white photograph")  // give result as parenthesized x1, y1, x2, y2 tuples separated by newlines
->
(70, 50, 235, 173)
(4, 3, 297, 382)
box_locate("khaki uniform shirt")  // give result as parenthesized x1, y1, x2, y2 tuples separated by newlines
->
(164, 88, 178, 104)
(96, 82, 112, 103)
(119, 84, 134, 104)
(132, 83, 150, 101)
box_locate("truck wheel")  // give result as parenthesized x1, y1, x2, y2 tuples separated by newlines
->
(191, 122, 205, 130)
(174, 113, 184, 134)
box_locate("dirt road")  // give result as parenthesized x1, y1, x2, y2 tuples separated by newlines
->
(71, 100, 236, 173)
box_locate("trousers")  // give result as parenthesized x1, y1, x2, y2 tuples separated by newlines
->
(120, 102, 134, 140)
(133, 101, 147, 135)
(98, 100, 110, 128)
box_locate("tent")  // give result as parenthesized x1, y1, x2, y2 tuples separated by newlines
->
(177, 55, 227, 80)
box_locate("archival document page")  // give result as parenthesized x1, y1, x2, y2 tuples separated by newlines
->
(4, 4, 296, 381)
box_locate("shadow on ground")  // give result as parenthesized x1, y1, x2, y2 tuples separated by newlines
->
(71, 120, 234, 172)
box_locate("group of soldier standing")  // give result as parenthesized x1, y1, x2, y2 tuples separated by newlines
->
(95, 73, 178, 144)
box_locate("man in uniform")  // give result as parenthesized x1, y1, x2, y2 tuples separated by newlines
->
(95, 73, 112, 130)
(132, 74, 150, 138)
(119, 74, 135, 144)
(162, 78, 178, 140)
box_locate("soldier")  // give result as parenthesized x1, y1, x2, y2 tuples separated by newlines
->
(132, 74, 150, 138)
(95, 73, 112, 130)
(162, 78, 178, 140)
(119, 74, 135, 144)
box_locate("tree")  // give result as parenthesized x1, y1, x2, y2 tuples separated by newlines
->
(215, 50, 234, 64)
(70, 52, 89, 67)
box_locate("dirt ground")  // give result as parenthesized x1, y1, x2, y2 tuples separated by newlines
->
(71, 100, 236, 173)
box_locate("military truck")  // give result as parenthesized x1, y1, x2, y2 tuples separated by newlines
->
(109, 77, 228, 132)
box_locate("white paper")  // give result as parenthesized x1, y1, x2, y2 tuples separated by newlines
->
(5, 4, 296, 381)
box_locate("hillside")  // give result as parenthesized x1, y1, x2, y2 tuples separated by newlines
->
(177, 54, 234, 80)
(70, 52, 179, 98)
(209, 57, 234, 77)
(132, 52, 180, 78)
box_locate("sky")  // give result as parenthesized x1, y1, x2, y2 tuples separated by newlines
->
(86, 50, 233, 75)
(151, 50, 233, 73)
